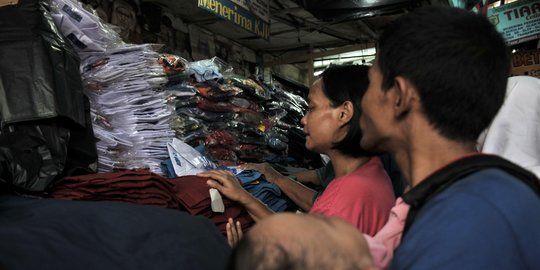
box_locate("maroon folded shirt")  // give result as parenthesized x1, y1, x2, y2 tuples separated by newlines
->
(168, 175, 254, 234)
(51, 170, 181, 209)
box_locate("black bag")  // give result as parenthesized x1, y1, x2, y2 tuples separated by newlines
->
(0, 0, 97, 194)
(402, 154, 540, 236)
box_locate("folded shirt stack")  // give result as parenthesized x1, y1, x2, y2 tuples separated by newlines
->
(50, 170, 255, 236)
(50, 170, 181, 209)
(169, 175, 254, 235)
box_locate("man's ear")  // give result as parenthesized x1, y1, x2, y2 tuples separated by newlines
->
(392, 76, 418, 119)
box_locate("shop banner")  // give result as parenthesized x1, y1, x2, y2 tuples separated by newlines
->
(230, 0, 269, 22)
(487, 0, 540, 45)
(511, 48, 540, 78)
(198, 0, 270, 40)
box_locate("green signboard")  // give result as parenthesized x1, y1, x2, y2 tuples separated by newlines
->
(198, 0, 270, 40)
(487, 0, 540, 45)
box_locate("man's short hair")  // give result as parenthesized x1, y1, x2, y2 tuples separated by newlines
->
(377, 6, 510, 142)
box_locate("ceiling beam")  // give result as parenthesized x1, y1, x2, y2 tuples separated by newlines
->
(271, 7, 304, 16)
(268, 2, 370, 43)
(271, 14, 359, 43)
(263, 43, 375, 67)
(271, 0, 302, 29)
(355, 20, 377, 40)
(269, 28, 299, 36)
(261, 39, 356, 55)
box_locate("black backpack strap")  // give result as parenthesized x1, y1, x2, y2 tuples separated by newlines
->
(402, 154, 540, 236)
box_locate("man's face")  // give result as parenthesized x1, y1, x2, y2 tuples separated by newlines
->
(359, 59, 393, 152)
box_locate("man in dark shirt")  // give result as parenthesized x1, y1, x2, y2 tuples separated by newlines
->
(359, 6, 540, 269)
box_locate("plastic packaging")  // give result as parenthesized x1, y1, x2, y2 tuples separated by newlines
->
(48, 0, 124, 52)
(187, 57, 234, 82)
(158, 53, 189, 75)
(224, 75, 272, 100)
(166, 138, 216, 176)
(205, 130, 238, 147)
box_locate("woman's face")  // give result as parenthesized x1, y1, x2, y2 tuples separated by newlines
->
(301, 79, 342, 154)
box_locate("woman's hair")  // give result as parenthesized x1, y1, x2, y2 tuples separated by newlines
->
(320, 64, 372, 157)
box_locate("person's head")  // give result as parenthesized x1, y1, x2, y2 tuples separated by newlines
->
(360, 6, 510, 152)
(228, 213, 376, 270)
(301, 64, 372, 157)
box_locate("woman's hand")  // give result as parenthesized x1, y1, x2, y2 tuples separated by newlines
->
(239, 163, 284, 184)
(226, 218, 243, 247)
(200, 169, 275, 222)
(198, 170, 249, 203)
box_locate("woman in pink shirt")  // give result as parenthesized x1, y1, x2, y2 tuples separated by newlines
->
(199, 65, 395, 241)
